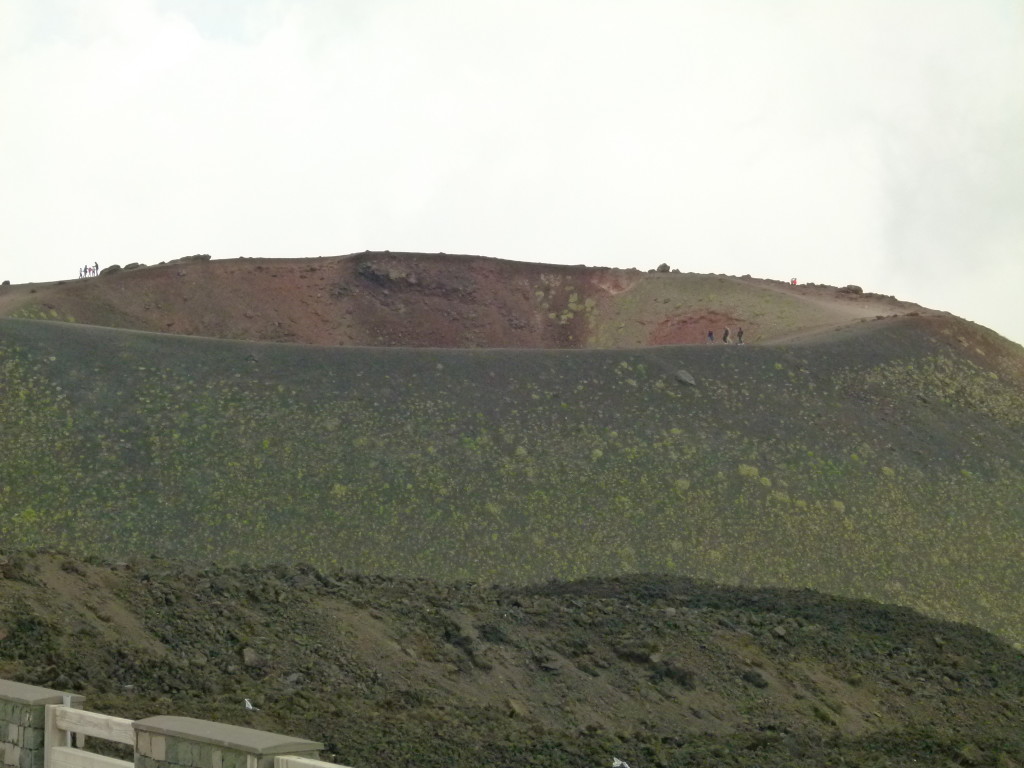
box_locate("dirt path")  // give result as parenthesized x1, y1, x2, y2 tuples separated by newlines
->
(738, 277, 929, 345)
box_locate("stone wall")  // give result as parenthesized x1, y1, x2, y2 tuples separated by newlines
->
(133, 717, 321, 768)
(0, 681, 83, 768)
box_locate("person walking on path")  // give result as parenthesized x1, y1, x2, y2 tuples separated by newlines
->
(723, 328, 730, 344)
(706, 330, 714, 344)
(737, 327, 744, 344)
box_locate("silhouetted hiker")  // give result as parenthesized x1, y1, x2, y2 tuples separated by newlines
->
(737, 327, 744, 344)
(706, 330, 714, 344)
(78, 267, 83, 279)
(93, 261, 98, 274)
(723, 328, 730, 344)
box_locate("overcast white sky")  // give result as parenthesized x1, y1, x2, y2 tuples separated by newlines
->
(2, 1, 1022, 344)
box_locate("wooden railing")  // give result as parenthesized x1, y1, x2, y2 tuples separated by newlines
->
(44, 704, 133, 768)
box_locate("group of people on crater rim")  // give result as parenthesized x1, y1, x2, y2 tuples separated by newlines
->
(78, 262, 99, 278)
(706, 327, 744, 344)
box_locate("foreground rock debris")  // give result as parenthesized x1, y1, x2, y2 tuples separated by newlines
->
(1, 554, 1023, 767)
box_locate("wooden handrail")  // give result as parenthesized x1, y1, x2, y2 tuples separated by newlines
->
(49, 747, 132, 768)
(53, 706, 135, 746)
(44, 705, 134, 768)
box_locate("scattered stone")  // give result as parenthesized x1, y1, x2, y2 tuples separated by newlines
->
(507, 698, 528, 718)
(958, 743, 985, 766)
(674, 370, 696, 387)
(0, 555, 25, 580)
(539, 658, 563, 673)
(653, 658, 696, 690)
(742, 669, 769, 688)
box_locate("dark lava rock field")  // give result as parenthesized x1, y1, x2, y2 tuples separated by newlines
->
(2, 553, 1023, 767)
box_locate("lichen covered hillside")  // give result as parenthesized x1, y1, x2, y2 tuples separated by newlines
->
(2, 312, 1022, 645)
